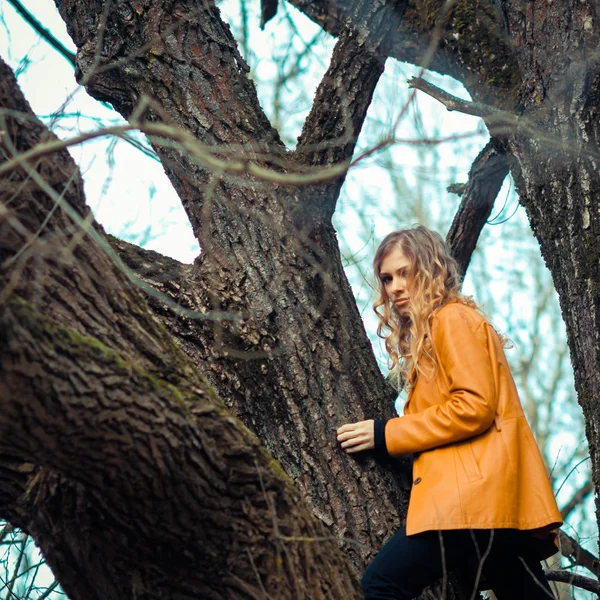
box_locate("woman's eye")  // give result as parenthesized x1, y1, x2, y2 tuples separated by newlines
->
(381, 276, 391, 284)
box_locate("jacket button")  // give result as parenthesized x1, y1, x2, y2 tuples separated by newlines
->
(414, 477, 422, 485)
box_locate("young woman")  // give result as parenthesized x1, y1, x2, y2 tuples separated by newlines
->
(337, 226, 563, 600)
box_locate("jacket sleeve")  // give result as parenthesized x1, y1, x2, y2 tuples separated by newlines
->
(384, 307, 498, 457)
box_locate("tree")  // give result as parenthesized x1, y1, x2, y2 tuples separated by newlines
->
(1, 0, 599, 598)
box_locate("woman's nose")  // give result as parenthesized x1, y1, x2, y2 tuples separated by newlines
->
(392, 277, 405, 293)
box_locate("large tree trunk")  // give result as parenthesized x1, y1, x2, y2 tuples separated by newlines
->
(0, 57, 365, 600)
(501, 3, 600, 542)
(52, 0, 413, 571)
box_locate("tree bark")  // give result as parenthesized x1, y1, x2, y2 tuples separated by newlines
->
(53, 0, 415, 576)
(0, 57, 362, 600)
(497, 0, 600, 554)
(446, 140, 509, 276)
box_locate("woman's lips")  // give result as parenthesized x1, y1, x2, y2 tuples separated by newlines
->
(394, 298, 409, 306)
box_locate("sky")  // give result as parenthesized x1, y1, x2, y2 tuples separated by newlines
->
(0, 0, 200, 262)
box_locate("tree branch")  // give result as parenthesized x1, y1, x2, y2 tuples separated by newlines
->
(293, 25, 385, 219)
(296, 26, 385, 167)
(407, 77, 504, 119)
(6, 0, 76, 67)
(561, 479, 593, 521)
(284, 0, 521, 107)
(407, 76, 525, 139)
(446, 140, 509, 276)
(0, 297, 206, 508)
(546, 570, 600, 595)
(0, 120, 349, 186)
(558, 530, 599, 575)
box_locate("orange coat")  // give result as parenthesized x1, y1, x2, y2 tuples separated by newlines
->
(384, 302, 563, 543)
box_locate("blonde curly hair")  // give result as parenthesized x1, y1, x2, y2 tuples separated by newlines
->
(373, 226, 479, 389)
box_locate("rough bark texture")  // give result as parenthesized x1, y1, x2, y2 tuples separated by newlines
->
(496, 0, 600, 547)
(0, 298, 364, 600)
(53, 0, 420, 579)
(0, 58, 362, 600)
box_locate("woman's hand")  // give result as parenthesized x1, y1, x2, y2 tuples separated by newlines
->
(336, 420, 375, 453)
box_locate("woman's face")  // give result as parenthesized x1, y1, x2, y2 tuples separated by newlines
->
(379, 245, 412, 312)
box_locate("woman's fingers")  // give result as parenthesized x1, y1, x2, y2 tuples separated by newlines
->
(344, 439, 370, 453)
(336, 423, 363, 444)
(336, 420, 375, 453)
(340, 434, 364, 448)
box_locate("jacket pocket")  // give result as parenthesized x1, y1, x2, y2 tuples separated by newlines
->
(455, 441, 483, 482)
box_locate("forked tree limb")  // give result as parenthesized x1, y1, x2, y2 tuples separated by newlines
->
(558, 530, 599, 575)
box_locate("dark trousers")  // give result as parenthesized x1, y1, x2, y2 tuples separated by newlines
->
(362, 526, 555, 600)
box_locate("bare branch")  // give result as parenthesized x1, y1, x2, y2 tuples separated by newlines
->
(407, 77, 505, 119)
(6, 0, 76, 67)
(558, 530, 599, 575)
(561, 479, 593, 521)
(446, 140, 509, 276)
(546, 570, 600, 595)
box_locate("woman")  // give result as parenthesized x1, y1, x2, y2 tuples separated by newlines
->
(337, 226, 562, 600)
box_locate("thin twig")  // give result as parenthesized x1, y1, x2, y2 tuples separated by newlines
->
(558, 530, 599, 575)
(6, 0, 76, 67)
(0, 119, 349, 186)
(4, 532, 27, 600)
(407, 77, 508, 120)
(36, 580, 60, 600)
